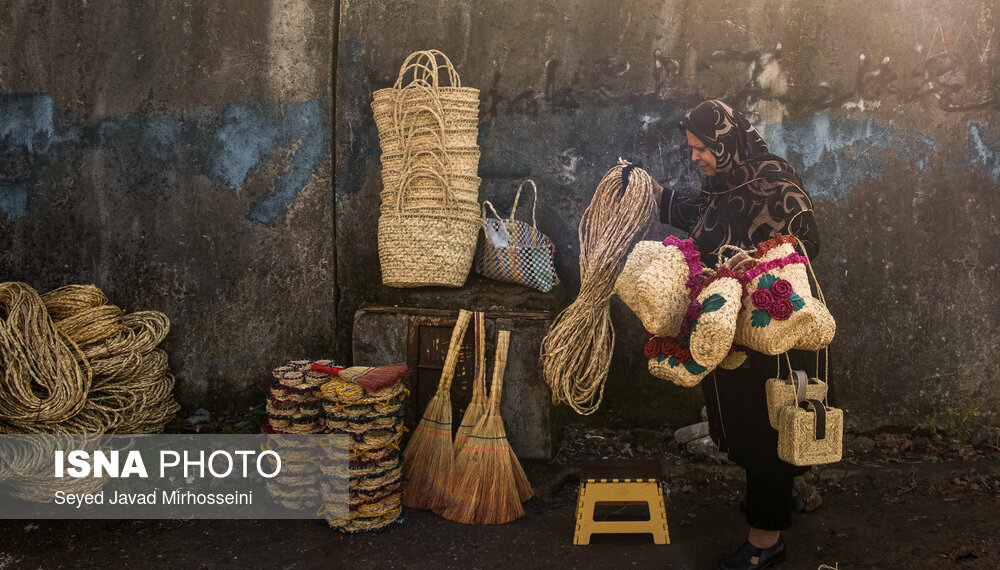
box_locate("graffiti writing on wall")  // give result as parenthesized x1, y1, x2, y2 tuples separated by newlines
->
(0, 93, 329, 222)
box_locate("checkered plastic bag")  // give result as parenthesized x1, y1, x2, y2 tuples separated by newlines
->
(475, 180, 560, 292)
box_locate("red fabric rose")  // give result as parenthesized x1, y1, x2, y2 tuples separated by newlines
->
(771, 278, 793, 298)
(675, 348, 692, 363)
(662, 337, 679, 355)
(644, 338, 662, 358)
(769, 298, 794, 320)
(751, 288, 775, 310)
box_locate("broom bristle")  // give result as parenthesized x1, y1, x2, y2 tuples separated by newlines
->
(440, 415, 524, 524)
(402, 395, 454, 510)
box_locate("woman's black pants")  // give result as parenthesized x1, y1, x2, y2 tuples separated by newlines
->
(745, 471, 794, 531)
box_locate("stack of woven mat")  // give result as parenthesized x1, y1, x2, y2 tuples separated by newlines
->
(317, 363, 409, 533)
(262, 359, 334, 435)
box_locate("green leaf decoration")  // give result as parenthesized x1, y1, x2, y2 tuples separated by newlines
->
(789, 292, 806, 311)
(689, 321, 698, 334)
(758, 274, 778, 290)
(700, 293, 726, 313)
(683, 360, 708, 375)
(751, 309, 772, 328)
(668, 356, 679, 367)
(657, 355, 667, 363)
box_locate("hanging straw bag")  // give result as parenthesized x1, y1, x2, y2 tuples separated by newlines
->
(776, 369, 843, 466)
(614, 239, 692, 337)
(766, 368, 829, 429)
(733, 234, 836, 355)
(475, 180, 560, 293)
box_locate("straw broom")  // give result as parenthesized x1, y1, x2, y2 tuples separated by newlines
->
(453, 311, 487, 454)
(440, 330, 533, 524)
(402, 309, 472, 510)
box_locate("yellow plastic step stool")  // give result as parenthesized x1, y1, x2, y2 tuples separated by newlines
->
(573, 459, 670, 545)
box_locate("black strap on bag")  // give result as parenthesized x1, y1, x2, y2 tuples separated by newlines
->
(798, 399, 828, 441)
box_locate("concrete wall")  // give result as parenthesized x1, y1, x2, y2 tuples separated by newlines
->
(336, 0, 1000, 431)
(0, 1, 337, 408)
(3, 1, 997, 433)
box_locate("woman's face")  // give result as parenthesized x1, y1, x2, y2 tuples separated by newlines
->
(685, 130, 717, 177)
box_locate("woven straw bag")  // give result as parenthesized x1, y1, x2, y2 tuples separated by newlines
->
(615, 240, 691, 337)
(641, 238, 743, 388)
(475, 180, 560, 292)
(733, 234, 836, 355)
(373, 50, 481, 288)
(776, 369, 843, 466)
(766, 369, 829, 429)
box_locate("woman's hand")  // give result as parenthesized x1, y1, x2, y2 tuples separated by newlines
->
(651, 179, 664, 206)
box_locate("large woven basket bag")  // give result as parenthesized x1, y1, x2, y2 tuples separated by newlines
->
(776, 369, 843, 466)
(733, 234, 836, 355)
(614, 239, 692, 337)
(639, 238, 743, 388)
(378, 167, 481, 287)
(475, 180, 560, 293)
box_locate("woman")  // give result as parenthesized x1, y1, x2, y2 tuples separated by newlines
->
(652, 100, 829, 570)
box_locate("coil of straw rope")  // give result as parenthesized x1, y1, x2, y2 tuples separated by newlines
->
(539, 160, 657, 415)
(0, 282, 179, 435)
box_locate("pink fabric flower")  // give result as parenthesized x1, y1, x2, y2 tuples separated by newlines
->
(771, 278, 793, 298)
(769, 298, 794, 320)
(751, 288, 775, 310)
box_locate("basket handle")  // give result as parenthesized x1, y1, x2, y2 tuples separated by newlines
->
(438, 309, 473, 393)
(791, 369, 809, 404)
(487, 330, 511, 412)
(798, 399, 828, 440)
(509, 179, 539, 229)
(392, 165, 454, 215)
(716, 244, 753, 269)
(398, 147, 448, 176)
(480, 200, 515, 244)
(394, 50, 462, 89)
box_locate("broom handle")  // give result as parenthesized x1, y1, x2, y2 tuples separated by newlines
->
(473, 311, 487, 401)
(488, 330, 511, 412)
(438, 309, 473, 393)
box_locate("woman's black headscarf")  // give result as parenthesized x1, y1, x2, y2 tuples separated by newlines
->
(672, 100, 817, 257)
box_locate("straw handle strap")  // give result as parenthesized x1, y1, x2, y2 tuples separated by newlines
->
(792, 237, 831, 389)
(394, 50, 461, 89)
(393, 166, 454, 215)
(438, 309, 473, 393)
(715, 244, 752, 269)
(481, 200, 515, 244)
(509, 180, 539, 228)
(473, 312, 487, 401)
(488, 331, 511, 413)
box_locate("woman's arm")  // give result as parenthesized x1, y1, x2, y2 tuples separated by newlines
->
(654, 180, 703, 232)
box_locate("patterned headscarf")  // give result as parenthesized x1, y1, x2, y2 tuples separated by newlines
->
(674, 100, 817, 257)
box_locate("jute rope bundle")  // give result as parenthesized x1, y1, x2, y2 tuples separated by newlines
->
(0, 282, 91, 426)
(0, 282, 179, 435)
(539, 160, 657, 415)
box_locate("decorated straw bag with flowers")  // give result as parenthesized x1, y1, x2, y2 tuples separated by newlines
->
(640, 237, 743, 387)
(776, 370, 843, 466)
(733, 234, 836, 355)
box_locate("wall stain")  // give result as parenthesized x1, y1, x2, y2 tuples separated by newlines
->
(0, 94, 329, 223)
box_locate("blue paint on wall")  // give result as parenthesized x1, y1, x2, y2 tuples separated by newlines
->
(0, 94, 329, 222)
(248, 99, 328, 224)
(765, 113, 938, 200)
(969, 121, 1000, 183)
(0, 93, 54, 153)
